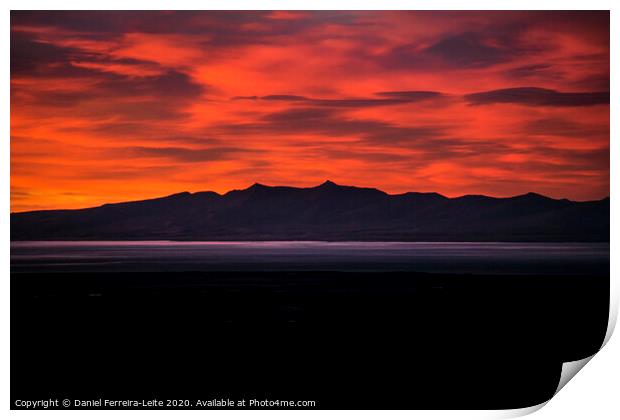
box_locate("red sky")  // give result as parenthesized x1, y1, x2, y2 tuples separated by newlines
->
(10, 11, 609, 211)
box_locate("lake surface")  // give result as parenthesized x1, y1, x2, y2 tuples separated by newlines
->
(10, 241, 609, 274)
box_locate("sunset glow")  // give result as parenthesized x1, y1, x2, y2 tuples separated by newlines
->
(10, 11, 609, 211)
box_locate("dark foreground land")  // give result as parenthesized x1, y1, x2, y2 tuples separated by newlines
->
(12, 271, 609, 409)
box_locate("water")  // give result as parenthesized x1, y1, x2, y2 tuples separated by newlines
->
(10, 241, 609, 274)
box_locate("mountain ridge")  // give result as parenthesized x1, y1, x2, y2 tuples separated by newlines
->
(10, 181, 609, 241)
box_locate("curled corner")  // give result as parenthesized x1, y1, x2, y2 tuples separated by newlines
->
(544, 275, 617, 409)
(553, 275, 620, 396)
(492, 356, 594, 419)
(554, 355, 595, 395)
(474, 273, 616, 419)
(495, 288, 617, 418)
(492, 401, 547, 418)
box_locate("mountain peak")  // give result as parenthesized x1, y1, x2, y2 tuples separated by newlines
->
(524, 192, 544, 197)
(247, 182, 270, 190)
(317, 180, 339, 188)
(514, 192, 553, 201)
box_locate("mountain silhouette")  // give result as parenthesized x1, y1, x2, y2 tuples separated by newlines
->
(10, 181, 609, 241)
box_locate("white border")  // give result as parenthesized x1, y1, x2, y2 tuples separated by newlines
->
(3, 1, 617, 419)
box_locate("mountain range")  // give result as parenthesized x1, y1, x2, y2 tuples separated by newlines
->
(10, 181, 609, 241)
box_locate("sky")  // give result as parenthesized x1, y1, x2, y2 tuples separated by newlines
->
(10, 11, 609, 211)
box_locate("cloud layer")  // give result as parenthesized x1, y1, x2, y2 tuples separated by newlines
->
(10, 11, 609, 211)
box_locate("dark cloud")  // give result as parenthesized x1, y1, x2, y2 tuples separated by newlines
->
(11, 10, 365, 50)
(11, 32, 203, 121)
(10, 188, 31, 200)
(262, 107, 332, 123)
(122, 146, 259, 162)
(233, 91, 444, 108)
(375, 91, 443, 100)
(571, 73, 610, 92)
(11, 27, 204, 114)
(424, 32, 518, 68)
(464, 87, 609, 107)
(380, 28, 535, 70)
(261, 95, 308, 101)
(10, 33, 94, 77)
(498, 147, 609, 177)
(503, 64, 560, 79)
(11, 18, 204, 120)
(311, 148, 414, 163)
(523, 118, 609, 138)
(109, 70, 203, 98)
(11, 33, 68, 74)
(78, 165, 181, 181)
(11, 11, 262, 35)
(526, 11, 609, 46)
(309, 95, 441, 107)
(220, 106, 448, 149)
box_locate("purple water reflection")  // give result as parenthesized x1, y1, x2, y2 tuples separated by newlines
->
(10, 241, 609, 274)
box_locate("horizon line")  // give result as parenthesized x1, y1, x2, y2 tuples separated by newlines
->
(11, 180, 610, 214)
